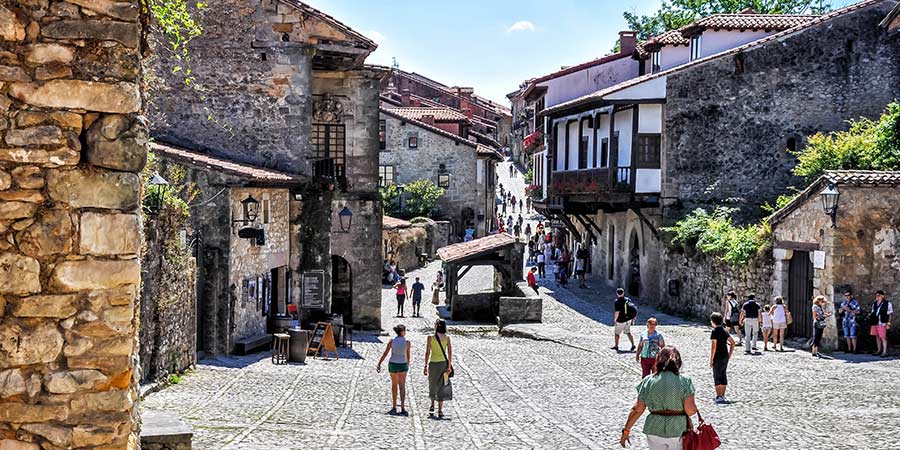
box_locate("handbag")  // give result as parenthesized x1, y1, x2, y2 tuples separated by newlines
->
(682, 412, 721, 450)
(435, 334, 454, 378)
(785, 307, 793, 325)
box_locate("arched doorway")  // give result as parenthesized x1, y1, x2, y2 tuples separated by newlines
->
(331, 255, 353, 324)
(627, 230, 641, 297)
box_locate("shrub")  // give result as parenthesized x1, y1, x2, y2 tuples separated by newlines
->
(402, 179, 445, 218)
(793, 102, 900, 181)
(664, 207, 770, 266)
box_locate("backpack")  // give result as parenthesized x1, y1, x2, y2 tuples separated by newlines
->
(622, 298, 638, 322)
(728, 299, 741, 322)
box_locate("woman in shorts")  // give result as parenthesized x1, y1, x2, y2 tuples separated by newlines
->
(377, 324, 411, 416)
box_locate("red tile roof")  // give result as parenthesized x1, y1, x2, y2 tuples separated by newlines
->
(544, 0, 884, 116)
(437, 233, 517, 263)
(769, 170, 900, 224)
(380, 107, 477, 148)
(469, 129, 501, 148)
(383, 216, 412, 230)
(150, 141, 305, 184)
(394, 69, 511, 117)
(386, 107, 469, 122)
(275, 0, 376, 50)
(681, 13, 817, 35)
(644, 30, 690, 48)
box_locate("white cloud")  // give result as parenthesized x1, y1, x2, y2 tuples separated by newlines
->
(506, 20, 535, 33)
(368, 30, 387, 44)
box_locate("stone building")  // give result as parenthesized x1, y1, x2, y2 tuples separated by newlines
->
(379, 106, 503, 240)
(149, 0, 388, 350)
(536, 0, 900, 303)
(0, 0, 145, 446)
(769, 171, 900, 348)
(383, 69, 512, 148)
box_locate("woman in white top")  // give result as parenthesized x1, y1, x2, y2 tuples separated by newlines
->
(770, 296, 789, 352)
(377, 324, 411, 416)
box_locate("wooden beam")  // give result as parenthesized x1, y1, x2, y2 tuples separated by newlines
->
(457, 265, 474, 282)
(630, 208, 659, 239)
(573, 214, 596, 243)
(774, 240, 820, 252)
(580, 213, 603, 237)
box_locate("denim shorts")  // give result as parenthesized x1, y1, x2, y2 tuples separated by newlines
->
(842, 320, 857, 338)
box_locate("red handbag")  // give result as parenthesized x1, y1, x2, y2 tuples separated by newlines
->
(682, 412, 721, 450)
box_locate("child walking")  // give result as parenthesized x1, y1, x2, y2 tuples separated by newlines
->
(377, 324, 411, 416)
(761, 304, 773, 351)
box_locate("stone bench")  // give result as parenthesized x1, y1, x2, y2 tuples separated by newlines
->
(233, 333, 271, 355)
(497, 281, 542, 326)
(141, 411, 192, 450)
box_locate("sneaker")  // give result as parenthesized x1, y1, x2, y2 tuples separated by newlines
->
(715, 397, 728, 404)
(611, 346, 619, 351)
(400, 409, 409, 416)
(629, 345, 636, 353)
(752, 347, 758, 351)
(736, 342, 743, 347)
(745, 350, 752, 355)
(388, 408, 397, 415)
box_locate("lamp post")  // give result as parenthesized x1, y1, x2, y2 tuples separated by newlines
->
(820, 182, 840, 228)
(146, 172, 169, 216)
(338, 206, 353, 232)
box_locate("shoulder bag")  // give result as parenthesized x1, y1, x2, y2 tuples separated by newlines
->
(435, 334, 454, 378)
(682, 411, 721, 450)
(784, 306, 793, 325)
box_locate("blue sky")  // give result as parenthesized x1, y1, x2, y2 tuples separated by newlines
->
(303, 0, 858, 106)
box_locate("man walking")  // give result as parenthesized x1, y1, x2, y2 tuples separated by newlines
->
(411, 277, 426, 318)
(612, 288, 636, 352)
(740, 294, 762, 354)
(527, 267, 539, 294)
(536, 251, 546, 279)
(839, 290, 861, 353)
(870, 290, 893, 357)
(724, 291, 744, 347)
(710, 312, 735, 404)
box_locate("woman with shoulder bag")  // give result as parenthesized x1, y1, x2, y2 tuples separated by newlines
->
(811, 296, 832, 357)
(771, 297, 789, 352)
(620, 346, 709, 450)
(423, 319, 453, 419)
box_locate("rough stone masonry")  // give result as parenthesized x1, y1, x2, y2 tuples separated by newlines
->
(0, 1, 144, 448)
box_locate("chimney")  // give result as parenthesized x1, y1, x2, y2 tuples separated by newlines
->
(453, 86, 474, 99)
(619, 31, 637, 55)
(401, 89, 411, 107)
(461, 107, 473, 120)
(421, 114, 435, 126)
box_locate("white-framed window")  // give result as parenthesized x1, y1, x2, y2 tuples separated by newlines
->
(379, 165, 395, 186)
(651, 51, 661, 73)
(262, 193, 270, 224)
(690, 35, 702, 61)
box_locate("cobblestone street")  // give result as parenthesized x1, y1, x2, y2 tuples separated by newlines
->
(142, 161, 900, 449)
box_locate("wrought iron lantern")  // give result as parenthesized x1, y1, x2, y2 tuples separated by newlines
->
(819, 182, 840, 227)
(146, 172, 169, 216)
(338, 206, 353, 232)
(234, 194, 260, 225)
(438, 173, 450, 188)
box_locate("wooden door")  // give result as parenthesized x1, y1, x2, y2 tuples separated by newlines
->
(788, 251, 813, 338)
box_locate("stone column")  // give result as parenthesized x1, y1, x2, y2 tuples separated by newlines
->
(1, 1, 144, 448)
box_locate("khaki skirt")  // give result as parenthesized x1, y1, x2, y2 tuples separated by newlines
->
(428, 361, 452, 401)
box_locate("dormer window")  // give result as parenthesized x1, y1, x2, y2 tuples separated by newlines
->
(650, 51, 661, 74)
(690, 35, 702, 61)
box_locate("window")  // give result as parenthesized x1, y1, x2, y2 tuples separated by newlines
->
(438, 173, 450, 188)
(578, 136, 589, 170)
(690, 35, 702, 61)
(636, 134, 661, 168)
(651, 51, 661, 73)
(379, 165, 395, 186)
(311, 124, 346, 179)
(262, 194, 270, 224)
(786, 137, 798, 152)
(600, 138, 609, 168)
(408, 133, 418, 148)
(378, 120, 386, 150)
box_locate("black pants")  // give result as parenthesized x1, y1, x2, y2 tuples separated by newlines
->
(396, 295, 405, 316)
(712, 358, 729, 386)
(537, 262, 545, 278)
(813, 325, 824, 347)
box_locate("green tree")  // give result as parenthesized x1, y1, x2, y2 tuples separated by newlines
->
(792, 102, 900, 182)
(624, 0, 830, 41)
(379, 183, 402, 217)
(401, 180, 445, 219)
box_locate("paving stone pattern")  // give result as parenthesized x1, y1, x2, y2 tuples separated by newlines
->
(142, 162, 900, 449)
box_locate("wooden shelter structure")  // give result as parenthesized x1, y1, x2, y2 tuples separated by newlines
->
(436, 233, 525, 320)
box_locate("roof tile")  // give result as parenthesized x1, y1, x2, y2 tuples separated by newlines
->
(150, 142, 304, 184)
(437, 233, 517, 263)
(385, 107, 469, 122)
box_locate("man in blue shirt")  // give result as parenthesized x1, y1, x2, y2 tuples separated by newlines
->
(411, 277, 426, 318)
(839, 290, 861, 353)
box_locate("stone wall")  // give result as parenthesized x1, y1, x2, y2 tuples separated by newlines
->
(660, 249, 774, 321)
(662, 0, 900, 224)
(383, 225, 428, 272)
(0, 0, 143, 447)
(380, 114, 485, 237)
(228, 188, 290, 344)
(140, 207, 196, 383)
(331, 195, 382, 330)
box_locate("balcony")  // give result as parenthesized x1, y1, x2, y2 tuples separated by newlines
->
(550, 167, 632, 195)
(523, 130, 543, 152)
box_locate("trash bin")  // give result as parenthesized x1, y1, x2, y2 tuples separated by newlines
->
(288, 327, 308, 363)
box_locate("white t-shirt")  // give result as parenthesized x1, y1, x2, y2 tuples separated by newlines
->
(761, 311, 773, 327)
(537, 253, 545, 263)
(575, 259, 585, 271)
(772, 304, 787, 324)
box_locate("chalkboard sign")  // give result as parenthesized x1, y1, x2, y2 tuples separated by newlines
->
(307, 322, 338, 359)
(301, 270, 326, 308)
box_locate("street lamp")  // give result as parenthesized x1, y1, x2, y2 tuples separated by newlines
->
(338, 206, 353, 232)
(234, 194, 259, 224)
(819, 182, 840, 227)
(146, 172, 169, 216)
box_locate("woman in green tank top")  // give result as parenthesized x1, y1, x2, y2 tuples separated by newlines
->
(423, 319, 452, 419)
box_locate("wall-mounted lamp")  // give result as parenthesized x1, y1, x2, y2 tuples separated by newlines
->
(233, 194, 259, 225)
(146, 172, 169, 216)
(338, 206, 353, 232)
(819, 182, 839, 228)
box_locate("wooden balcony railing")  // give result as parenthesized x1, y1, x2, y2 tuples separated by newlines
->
(549, 166, 632, 197)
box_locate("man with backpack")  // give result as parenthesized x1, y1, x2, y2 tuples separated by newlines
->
(723, 291, 744, 347)
(613, 288, 637, 352)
